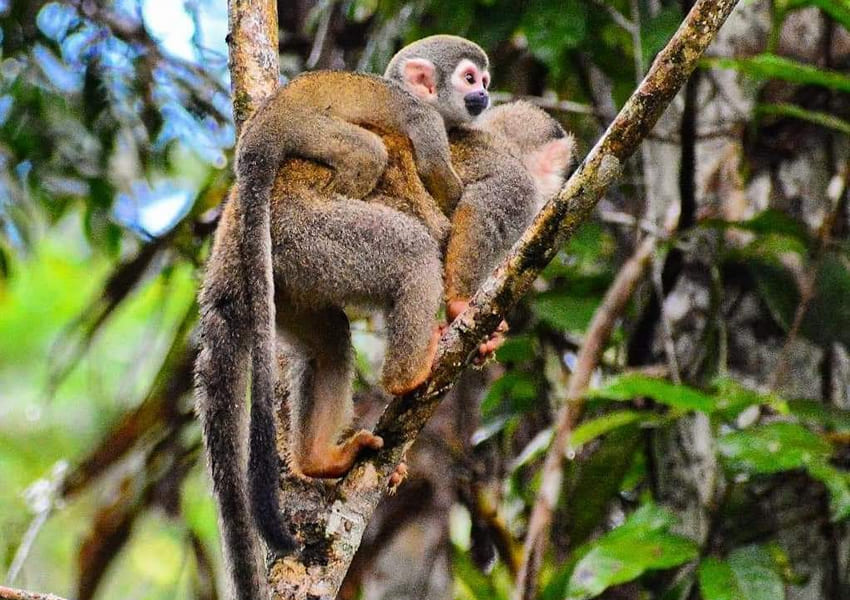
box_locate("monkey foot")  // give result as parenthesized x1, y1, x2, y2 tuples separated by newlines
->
(387, 462, 409, 495)
(385, 325, 442, 396)
(300, 430, 384, 478)
(474, 320, 509, 366)
(447, 298, 508, 365)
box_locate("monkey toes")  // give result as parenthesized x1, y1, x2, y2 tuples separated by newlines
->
(446, 298, 508, 364)
(387, 462, 409, 494)
(300, 431, 384, 479)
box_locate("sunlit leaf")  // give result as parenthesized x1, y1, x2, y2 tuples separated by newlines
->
(808, 462, 850, 521)
(532, 291, 601, 332)
(587, 374, 719, 413)
(718, 422, 832, 474)
(570, 410, 647, 449)
(563, 504, 698, 599)
(706, 54, 850, 91)
(699, 546, 785, 600)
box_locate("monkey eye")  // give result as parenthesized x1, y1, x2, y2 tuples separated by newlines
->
(464, 72, 476, 84)
(482, 74, 490, 88)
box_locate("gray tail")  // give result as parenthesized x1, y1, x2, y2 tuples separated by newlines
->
(237, 149, 298, 555)
(195, 280, 273, 599)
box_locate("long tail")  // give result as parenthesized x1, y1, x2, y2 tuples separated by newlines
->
(235, 139, 298, 556)
(195, 222, 272, 600)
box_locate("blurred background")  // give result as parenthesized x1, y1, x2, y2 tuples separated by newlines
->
(2, 1, 850, 599)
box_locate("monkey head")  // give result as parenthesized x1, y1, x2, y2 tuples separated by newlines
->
(384, 34, 491, 127)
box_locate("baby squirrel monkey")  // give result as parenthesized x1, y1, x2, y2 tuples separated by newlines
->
(446, 101, 575, 322)
(195, 35, 489, 600)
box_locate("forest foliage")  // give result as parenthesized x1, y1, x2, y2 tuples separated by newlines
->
(2, 0, 850, 599)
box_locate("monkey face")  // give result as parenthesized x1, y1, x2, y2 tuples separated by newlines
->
(452, 59, 490, 119)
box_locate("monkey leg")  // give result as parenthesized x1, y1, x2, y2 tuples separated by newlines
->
(239, 97, 388, 200)
(278, 306, 383, 479)
(273, 197, 444, 401)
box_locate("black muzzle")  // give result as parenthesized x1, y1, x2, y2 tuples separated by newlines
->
(464, 90, 489, 116)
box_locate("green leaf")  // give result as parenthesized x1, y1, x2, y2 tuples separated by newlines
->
(564, 504, 698, 599)
(702, 210, 811, 243)
(699, 557, 745, 600)
(801, 253, 850, 346)
(788, 399, 850, 432)
(521, 0, 588, 71)
(699, 546, 785, 600)
(705, 54, 850, 92)
(718, 422, 833, 474)
(531, 292, 600, 332)
(481, 372, 538, 418)
(642, 6, 681, 65)
(510, 427, 552, 469)
(758, 102, 850, 135)
(562, 426, 643, 549)
(808, 461, 850, 521)
(570, 410, 647, 449)
(588, 374, 718, 413)
(453, 546, 509, 600)
(743, 258, 799, 331)
(712, 377, 787, 417)
(495, 334, 537, 363)
(727, 546, 786, 600)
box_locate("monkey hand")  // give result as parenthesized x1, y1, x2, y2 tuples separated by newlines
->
(446, 298, 508, 365)
(419, 161, 464, 214)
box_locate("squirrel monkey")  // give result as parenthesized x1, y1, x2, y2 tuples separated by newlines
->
(195, 36, 489, 600)
(445, 101, 575, 322)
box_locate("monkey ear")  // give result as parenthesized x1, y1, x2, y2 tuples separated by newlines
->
(402, 58, 438, 100)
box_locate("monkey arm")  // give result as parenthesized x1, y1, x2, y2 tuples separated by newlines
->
(278, 71, 463, 209)
(238, 96, 388, 199)
(444, 170, 536, 306)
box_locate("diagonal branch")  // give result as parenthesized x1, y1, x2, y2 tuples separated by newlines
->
(515, 225, 673, 600)
(266, 0, 741, 597)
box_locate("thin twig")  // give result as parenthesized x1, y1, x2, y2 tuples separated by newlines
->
(515, 232, 663, 600)
(0, 586, 69, 600)
(593, 0, 637, 33)
(305, 0, 335, 69)
(770, 160, 849, 389)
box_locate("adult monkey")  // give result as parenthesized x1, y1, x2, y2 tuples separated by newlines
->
(195, 36, 490, 600)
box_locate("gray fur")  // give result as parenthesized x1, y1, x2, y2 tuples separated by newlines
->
(445, 101, 575, 302)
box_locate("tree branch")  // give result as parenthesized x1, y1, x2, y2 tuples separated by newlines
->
(227, 0, 279, 130)
(0, 587, 68, 600)
(515, 226, 673, 600)
(266, 0, 741, 597)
